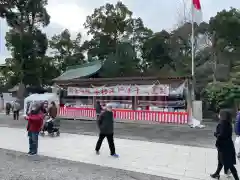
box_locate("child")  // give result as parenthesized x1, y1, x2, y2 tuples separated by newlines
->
(25, 104, 44, 155)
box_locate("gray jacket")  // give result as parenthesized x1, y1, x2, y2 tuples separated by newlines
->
(98, 110, 114, 134)
(13, 102, 20, 111)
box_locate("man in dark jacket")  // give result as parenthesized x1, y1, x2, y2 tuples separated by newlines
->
(95, 105, 119, 158)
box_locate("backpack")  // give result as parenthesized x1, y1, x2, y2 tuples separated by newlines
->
(15, 103, 20, 111)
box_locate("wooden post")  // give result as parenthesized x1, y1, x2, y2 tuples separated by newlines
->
(131, 96, 138, 110)
(93, 96, 96, 108)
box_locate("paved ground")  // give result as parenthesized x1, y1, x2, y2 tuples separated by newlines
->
(0, 127, 237, 180)
(0, 148, 172, 180)
(0, 114, 216, 148)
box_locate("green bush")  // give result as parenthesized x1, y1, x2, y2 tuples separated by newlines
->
(202, 82, 240, 113)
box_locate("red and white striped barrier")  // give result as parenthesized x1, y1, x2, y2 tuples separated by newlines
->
(59, 107, 188, 124)
(59, 107, 95, 119)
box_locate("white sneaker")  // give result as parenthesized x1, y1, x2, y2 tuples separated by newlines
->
(225, 171, 231, 178)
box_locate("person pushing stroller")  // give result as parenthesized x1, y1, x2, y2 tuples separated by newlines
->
(40, 101, 59, 136)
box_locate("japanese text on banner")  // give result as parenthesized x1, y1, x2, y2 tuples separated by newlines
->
(67, 85, 169, 96)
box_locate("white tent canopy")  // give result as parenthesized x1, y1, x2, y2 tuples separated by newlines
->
(23, 93, 59, 116)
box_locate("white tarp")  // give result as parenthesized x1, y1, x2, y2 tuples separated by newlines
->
(189, 117, 205, 128)
(23, 93, 59, 116)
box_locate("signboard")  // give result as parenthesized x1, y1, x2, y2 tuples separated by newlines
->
(67, 85, 170, 96)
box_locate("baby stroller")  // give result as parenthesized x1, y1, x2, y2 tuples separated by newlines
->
(40, 116, 60, 137)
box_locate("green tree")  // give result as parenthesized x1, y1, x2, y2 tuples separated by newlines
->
(141, 31, 173, 75)
(100, 42, 140, 77)
(39, 56, 61, 85)
(83, 2, 132, 60)
(209, 8, 240, 85)
(209, 8, 240, 48)
(196, 9, 240, 111)
(83, 1, 151, 76)
(5, 28, 49, 85)
(195, 9, 240, 87)
(202, 82, 240, 112)
(0, 0, 51, 87)
(49, 29, 85, 72)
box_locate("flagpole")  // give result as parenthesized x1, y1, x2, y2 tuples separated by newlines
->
(191, 2, 195, 100)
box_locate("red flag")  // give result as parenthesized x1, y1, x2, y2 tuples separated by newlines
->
(192, 0, 202, 25)
(193, 0, 201, 10)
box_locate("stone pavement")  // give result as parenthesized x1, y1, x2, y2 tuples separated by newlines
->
(0, 114, 216, 148)
(0, 149, 170, 180)
(0, 127, 238, 180)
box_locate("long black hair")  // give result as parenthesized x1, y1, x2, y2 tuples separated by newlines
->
(219, 110, 232, 123)
(51, 101, 56, 107)
(40, 103, 47, 114)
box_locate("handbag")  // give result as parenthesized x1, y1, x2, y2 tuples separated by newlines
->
(235, 136, 240, 154)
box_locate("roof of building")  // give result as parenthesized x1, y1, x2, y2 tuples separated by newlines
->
(54, 60, 102, 81)
(55, 75, 191, 87)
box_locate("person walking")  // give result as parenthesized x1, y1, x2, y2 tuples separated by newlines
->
(95, 105, 119, 158)
(5, 102, 11, 115)
(95, 101, 102, 120)
(210, 110, 239, 180)
(25, 104, 44, 155)
(12, 101, 20, 120)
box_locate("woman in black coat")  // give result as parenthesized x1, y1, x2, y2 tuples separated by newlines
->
(211, 110, 239, 180)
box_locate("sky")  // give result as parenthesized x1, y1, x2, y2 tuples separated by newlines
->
(0, 0, 239, 64)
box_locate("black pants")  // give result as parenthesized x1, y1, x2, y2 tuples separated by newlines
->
(95, 133, 115, 155)
(6, 109, 10, 115)
(13, 110, 19, 120)
(215, 161, 239, 180)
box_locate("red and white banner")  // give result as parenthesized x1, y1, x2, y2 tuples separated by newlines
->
(67, 85, 170, 96)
